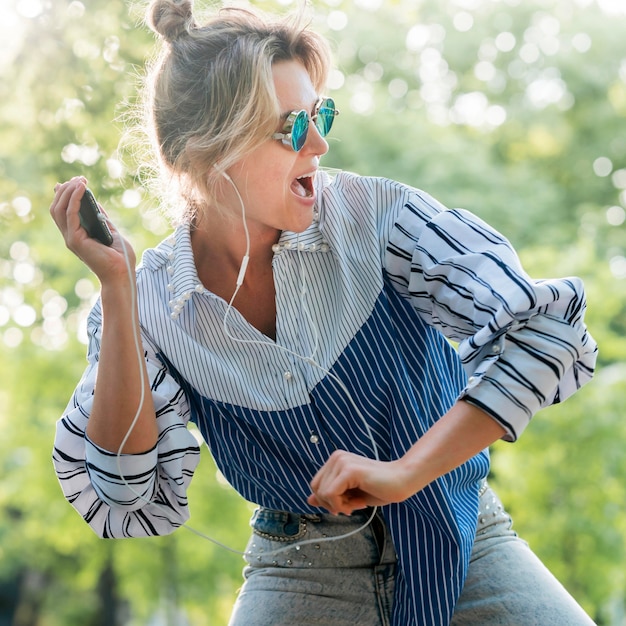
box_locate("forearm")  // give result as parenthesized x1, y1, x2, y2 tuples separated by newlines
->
(308, 400, 505, 515)
(86, 280, 158, 454)
(399, 400, 505, 493)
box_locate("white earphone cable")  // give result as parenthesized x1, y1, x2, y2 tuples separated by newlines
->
(113, 172, 381, 558)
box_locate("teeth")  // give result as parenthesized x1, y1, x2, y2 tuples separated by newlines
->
(292, 171, 316, 198)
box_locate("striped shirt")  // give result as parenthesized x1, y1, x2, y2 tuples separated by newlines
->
(53, 171, 597, 625)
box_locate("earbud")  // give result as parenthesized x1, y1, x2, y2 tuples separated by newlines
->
(213, 162, 232, 182)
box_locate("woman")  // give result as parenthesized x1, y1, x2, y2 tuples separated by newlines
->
(50, 1, 598, 624)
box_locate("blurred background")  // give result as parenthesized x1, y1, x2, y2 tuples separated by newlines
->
(0, 0, 625, 624)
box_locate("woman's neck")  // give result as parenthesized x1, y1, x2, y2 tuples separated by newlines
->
(189, 214, 279, 339)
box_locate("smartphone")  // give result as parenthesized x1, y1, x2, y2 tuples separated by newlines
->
(79, 188, 114, 246)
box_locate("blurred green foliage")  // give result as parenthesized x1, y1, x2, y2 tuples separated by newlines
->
(0, 0, 624, 624)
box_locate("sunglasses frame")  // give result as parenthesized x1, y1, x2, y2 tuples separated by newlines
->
(272, 97, 339, 152)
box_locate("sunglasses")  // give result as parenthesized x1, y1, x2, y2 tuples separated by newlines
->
(272, 97, 339, 152)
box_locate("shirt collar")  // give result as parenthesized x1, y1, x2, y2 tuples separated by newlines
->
(165, 224, 206, 320)
(271, 210, 328, 254)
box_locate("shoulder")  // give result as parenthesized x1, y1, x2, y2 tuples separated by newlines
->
(317, 171, 449, 254)
(318, 170, 446, 219)
(319, 170, 406, 203)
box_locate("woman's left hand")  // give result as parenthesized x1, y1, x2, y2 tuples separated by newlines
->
(307, 451, 416, 515)
(308, 401, 507, 516)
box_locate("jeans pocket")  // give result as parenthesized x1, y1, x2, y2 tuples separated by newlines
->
(251, 508, 310, 542)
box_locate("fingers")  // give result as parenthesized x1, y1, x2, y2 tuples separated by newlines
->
(51, 177, 117, 247)
(51, 176, 87, 205)
(49, 177, 132, 276)
(50, 176, 87, 240)
(308, 450, 374, 515)
(308, 451, 412, 515)
(307, 489, 370, 515)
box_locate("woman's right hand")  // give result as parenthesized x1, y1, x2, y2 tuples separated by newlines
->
(50, 176, 136, 285)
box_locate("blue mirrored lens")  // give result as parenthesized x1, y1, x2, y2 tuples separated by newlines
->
(315, 98, 336, 137)
(291, 111, 309, 151)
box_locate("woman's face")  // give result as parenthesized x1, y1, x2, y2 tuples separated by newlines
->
(221, 60, 330, 239)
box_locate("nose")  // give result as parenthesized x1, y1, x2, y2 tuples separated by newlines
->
(304, 119, 329, 156)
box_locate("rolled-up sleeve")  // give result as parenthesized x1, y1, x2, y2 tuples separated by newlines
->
(385, 200, 597, 441)
(52, 306, 201, 538)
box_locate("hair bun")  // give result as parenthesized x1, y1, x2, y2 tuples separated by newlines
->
(148, 0, 196, 43)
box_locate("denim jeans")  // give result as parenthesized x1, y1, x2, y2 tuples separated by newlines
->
(228, 484, 595, 626)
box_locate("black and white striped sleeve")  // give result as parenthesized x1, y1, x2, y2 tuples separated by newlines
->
(52, 303, 201, 538)
(385, 199, 598, 441)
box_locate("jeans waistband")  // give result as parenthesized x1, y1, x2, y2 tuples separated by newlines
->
(247, 506, 395, 569)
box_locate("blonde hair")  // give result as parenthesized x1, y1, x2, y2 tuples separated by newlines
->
(142, 0, 332, 224)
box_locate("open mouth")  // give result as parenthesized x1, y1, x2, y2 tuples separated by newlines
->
(291, 173, 315, 198)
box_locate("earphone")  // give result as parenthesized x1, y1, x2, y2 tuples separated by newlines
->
(112, 169, 380, 558)
(216, 167, 250, 289)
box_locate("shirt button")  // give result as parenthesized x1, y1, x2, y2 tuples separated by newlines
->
(492, 344, 502, 354)
(468, 376, 476, 384)
(283, 371, 293, 381)
(310, 433, 320, 444)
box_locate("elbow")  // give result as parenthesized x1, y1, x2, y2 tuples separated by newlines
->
(88, 463, 159, 512)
